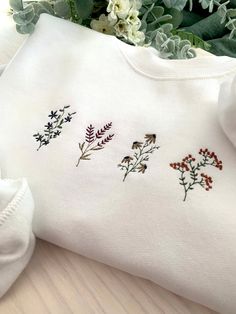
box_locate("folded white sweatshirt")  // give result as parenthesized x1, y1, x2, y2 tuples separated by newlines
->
(1, 13, 236, 313)
(218, 75, 236, 148)
(0, 178, 35, 297)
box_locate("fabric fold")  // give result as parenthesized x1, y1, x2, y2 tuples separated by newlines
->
(0, 178, 35, 298)
(218, 74, 236, 148)
(1, 14, 236, 313)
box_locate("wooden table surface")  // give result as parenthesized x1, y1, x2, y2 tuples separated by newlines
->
(0, 13, 217, 314)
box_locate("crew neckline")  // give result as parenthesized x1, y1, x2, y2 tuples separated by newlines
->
(115, 37, 236, 81)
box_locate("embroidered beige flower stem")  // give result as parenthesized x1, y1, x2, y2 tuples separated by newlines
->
(118, 134, 160, 181)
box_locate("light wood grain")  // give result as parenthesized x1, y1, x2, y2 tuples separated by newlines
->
(0, 14, 218, 314)
(0, 240, 217, 314)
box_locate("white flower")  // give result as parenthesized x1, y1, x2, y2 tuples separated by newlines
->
(127, 25, 145, 45)
(107, 0, 131, 21)
(114, 19, 132, 39)
(126, 9, 141, 27)
(90, 14, 114, 35)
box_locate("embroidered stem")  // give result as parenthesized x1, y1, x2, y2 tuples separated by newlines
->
(118, 134, 160, 181)
(33, 105, 76, 151)
(122, 144, 156, 181)
(170, 149, 223, 201)
(76, 142, 102, 167)
(76, 122, 114, 167)
(179, 170, 188, 202)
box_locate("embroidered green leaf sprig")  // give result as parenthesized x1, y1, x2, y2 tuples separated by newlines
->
(118, 134, 160, 182)
(170, 148, 223, 201)
(76, 122, 114, 167)
(33, 105, 76, 151)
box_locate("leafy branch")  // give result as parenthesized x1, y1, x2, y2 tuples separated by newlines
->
(171, 29, 211, 50)
(76, 122, 114, 167)
(33, 105, 76, 151)
(118, 134, 160, 182)
(170, 148, 223, 201)
(8, 0, 236, 58)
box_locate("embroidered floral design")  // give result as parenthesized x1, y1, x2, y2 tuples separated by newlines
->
(170, 148, 223, 201)
(118, 134, 160, 181)
(33, 105, 76, 151)
(76, 122, 114, 167)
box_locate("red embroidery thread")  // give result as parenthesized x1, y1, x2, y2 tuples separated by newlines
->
(170, 148, 223, 201)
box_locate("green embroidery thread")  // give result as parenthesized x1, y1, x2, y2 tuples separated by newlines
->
(170, 148, 223, 201)
(118, 134, 160, 182)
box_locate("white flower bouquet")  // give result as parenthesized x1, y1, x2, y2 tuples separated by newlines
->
(8, 0, 236, 59)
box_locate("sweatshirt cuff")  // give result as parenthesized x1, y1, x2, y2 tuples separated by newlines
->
(0, 178, 35, 298)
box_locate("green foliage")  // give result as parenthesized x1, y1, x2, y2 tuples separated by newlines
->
(140, 4, 172, 32)
(162, 0, 188, 11)
(54, 0, 71, 19)
(147, 23, 196, 59)
(217, 1, 236, 39)
(199, 0, 217, 12)
(13, 4, 34, 25)
(164, 8, 183, 28)
(12, 1, 54, 34)
(74, 0, 94, 19)
(172, 29, 211, 50)
(9, 0, 23, 11)
(8, 0, 236, 59)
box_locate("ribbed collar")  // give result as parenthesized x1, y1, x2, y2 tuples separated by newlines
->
(116, 37, 236, 81)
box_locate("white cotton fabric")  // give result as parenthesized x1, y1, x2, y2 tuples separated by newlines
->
(0, 13, 236, 313)
(0, 64, 6, 76)
(218, 75, 236, 148)
(0, 178, 35, 297)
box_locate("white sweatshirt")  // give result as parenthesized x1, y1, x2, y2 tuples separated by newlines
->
(0, 178, 35, 297)
(1, 13, 236, 313)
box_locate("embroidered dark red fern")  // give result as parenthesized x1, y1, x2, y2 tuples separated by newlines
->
(95, 122, 112, 139)
(76, 122, 114, 167)
(85, 124, 95, 143)
(98, 134, 114, 146)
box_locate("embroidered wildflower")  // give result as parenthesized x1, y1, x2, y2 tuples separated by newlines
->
(122, 156, 133, 163)
(145, 134, 156, 144)
(170, 148, 223, 201)
(137, 163, 147, 173)
(132, 141, 143, 149)
(201, 173, 213, 191)
(33, 105, 76, 151)
(48, 111, 58, 119)
(118, 134, 160, 181)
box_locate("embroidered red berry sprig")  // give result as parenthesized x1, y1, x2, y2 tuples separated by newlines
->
(118, 134, 160, 182)
(170, 148, 223, 201)
(76, 122, 114, 167)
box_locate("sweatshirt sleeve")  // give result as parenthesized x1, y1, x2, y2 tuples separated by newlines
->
(0, 178, 35, 298)
(218, 74, 236, 148)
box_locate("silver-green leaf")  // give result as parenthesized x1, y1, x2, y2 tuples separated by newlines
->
(9, 0, 23, 12)
(54, 0, 71, 18)
(74, 0, 94, 19)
